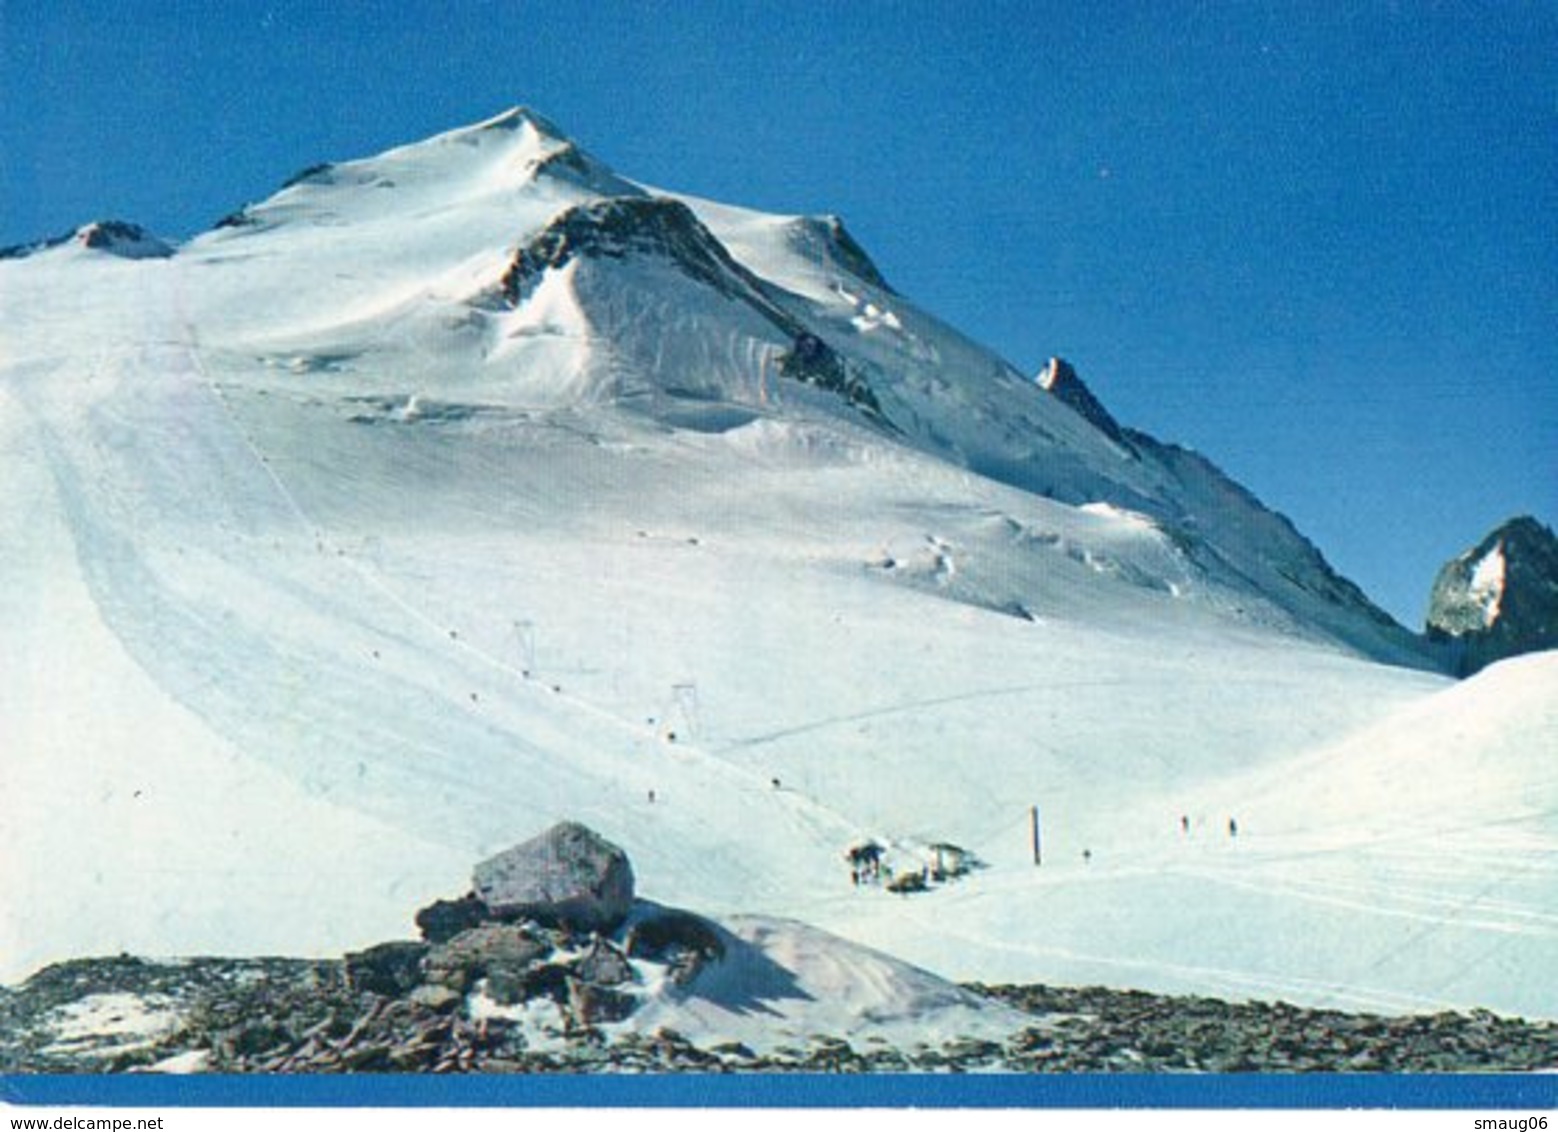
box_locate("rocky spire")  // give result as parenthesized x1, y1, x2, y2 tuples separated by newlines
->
(1035, 356, 1126, 446)
(1426, 515, 1558, 676)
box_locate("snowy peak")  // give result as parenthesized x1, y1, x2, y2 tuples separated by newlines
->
(1427, 516, 1558, 675)
(480, 107, 637, 196)
(0, 219, 173, 261)
(74, 220, 174, 258)
(1036, 356, 1126, 446)
(6, 107, 1427, 669)
(470, 104, 568, 138)
(11, 105, 1556, 1025)
(783, 215, 895, 294)
(211, 105, 635, 235)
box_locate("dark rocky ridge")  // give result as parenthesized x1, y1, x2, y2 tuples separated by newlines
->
(499, 197, 764, 309)
(4, 952, 1554, 1074)
(1427, 515, 1558, 676)
(1037, 357, 1128, 448)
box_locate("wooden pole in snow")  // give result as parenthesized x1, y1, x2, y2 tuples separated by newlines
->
(1031, 805, 1041, 867)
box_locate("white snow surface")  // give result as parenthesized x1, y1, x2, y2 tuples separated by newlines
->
(464, 910, 1030, 1055)
(624, 914, 1031, 1054)
(39, 993, 181, 1057)
(1468, 542, 1509, 626)
(2, 109, 1553, 1028)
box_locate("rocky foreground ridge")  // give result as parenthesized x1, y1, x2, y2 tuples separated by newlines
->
(5, 955, 1557, 1075)
(4, 823, 1555, 1075)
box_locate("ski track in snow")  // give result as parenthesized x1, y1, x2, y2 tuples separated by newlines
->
(9, 271, 869, 923)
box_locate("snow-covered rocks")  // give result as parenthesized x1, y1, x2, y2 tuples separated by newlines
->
(1427, 516, 1558, 675)
(500, 197, 746, 305)
(74, 220, 175, 259)
(0, 219, 173, 261)
(472, 822, 636, 933)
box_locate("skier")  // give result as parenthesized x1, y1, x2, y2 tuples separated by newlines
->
(1228, 816, 1239, 838)
(1180, 814, 1190, 835)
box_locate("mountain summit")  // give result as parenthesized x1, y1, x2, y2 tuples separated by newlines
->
(1427, 516, 1558, 675)
(178, 106, 1428, 666)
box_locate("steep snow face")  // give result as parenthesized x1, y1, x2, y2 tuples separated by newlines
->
(1428, 516, 1558, 676)
(179, 110, 1429, 663)
(5, 109, 1548, 1020)
(672, 196, 1427, 668)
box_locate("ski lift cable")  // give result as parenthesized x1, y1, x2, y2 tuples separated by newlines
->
(171, 271, 874, 845)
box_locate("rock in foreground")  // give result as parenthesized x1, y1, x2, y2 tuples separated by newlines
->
(472, 821, 635, 933)
(4, 955, 1556, 1074)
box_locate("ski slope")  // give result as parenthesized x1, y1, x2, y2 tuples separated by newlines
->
(2, 109, 1553, 1025)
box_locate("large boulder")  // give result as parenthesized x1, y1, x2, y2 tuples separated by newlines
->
(472, 822, 635, 933)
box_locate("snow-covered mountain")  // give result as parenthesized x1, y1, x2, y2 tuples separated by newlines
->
(1427, 516, 1558, 676)
(0, 219, 175, 262)
(2, 108, 1553, 1021)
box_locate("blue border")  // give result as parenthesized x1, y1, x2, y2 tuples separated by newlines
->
(4, 1074, 1555, 1109)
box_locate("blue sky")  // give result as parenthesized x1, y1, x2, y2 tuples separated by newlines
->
(2, 1, 1553, 625)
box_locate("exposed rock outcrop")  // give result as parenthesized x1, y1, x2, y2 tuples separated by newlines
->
(413, 894, 489, 944)
(498, 196, 770, 309)
(494, 196, 890, 426)
(1036, 356, 1127, 447)
(6, 955, 1556, 1074)
(623, 907, 726, 987)
(1427, 515, 1558, 676)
